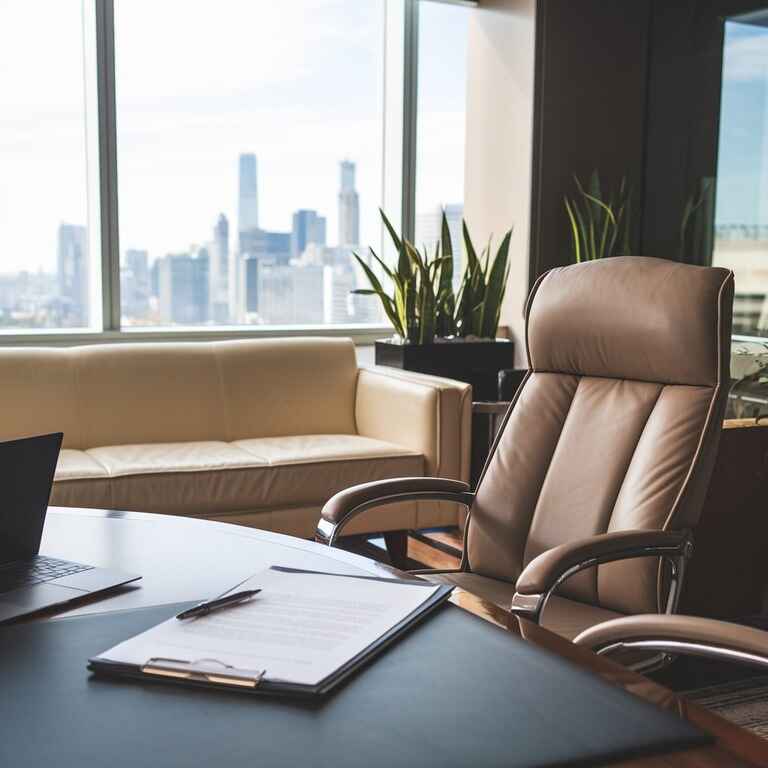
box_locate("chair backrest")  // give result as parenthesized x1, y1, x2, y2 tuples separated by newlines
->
(467, 257, 734, 614)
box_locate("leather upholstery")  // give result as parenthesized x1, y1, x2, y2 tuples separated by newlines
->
(321, 477, 470, 525)
(574, 614, 768, 661)
(467, 257, 733, 616)
(429, 571, 624, 641)
(514, 530, 688, 596)
(0, 338, 471, 536)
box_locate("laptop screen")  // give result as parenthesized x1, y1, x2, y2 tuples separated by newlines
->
(0, 433, 62, 564)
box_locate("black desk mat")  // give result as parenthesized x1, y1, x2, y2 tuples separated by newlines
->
(0, 602, 708, 767)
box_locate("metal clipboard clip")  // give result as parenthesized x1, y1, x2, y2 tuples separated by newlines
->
(142, 657, 265, 689)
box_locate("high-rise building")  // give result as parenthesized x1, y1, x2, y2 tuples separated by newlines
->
(57, 223, 88, 326)
(291, 209, 327, 259)
(238, 229, 291, 264)
(209, 213, 230, 323)
(244, 256, 259, 314)
(254, 263, 324, 325)
(416, 203, 464, 291)
(323, 264, 357, 324)
(231, 229, 291, 322)
(338, 160, 360, 247)
(121, 249, 150, 322)
(238, 153, 259, 234)
(157, 249, 209, 325)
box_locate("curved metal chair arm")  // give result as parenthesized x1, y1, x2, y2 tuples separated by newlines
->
(315, 477, 474, 547)
(574, 614, 768, 672)
(509, 529, 693, 625)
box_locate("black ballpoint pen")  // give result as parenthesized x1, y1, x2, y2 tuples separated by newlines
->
(175, 589, 262, 620)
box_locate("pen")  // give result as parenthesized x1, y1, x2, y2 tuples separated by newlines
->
(175, 589, 262, 620)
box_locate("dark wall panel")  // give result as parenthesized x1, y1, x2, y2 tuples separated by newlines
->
(529, 0, 652, 283)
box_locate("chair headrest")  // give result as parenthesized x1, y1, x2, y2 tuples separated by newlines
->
(526, 257, 733, 386)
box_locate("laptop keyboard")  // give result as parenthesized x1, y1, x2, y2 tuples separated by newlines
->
(0, 555, 94, 594)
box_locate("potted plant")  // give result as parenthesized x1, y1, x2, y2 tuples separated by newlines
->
(352, 210, 514, 401)
(564, 171, 635, 262)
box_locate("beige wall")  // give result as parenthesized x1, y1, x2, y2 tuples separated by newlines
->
(464, 0, 536, 368)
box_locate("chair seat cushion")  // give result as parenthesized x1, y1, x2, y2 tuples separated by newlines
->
(52, 435, 423, 517)
(427, 571, 624, 641)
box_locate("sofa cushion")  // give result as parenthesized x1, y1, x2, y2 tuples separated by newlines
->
(87, 441, 262, 477)
(232, 434, 417, 464)
(53, 449, 112, 508)
(50, 436, 423, 518)
(215, 338, 358, 440)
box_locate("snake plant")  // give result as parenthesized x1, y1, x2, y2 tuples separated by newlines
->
(352, 209, 512, 342)
(564, 171, 634, 262)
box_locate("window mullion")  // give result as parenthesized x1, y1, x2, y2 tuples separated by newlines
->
(95, 0, 121, 331)
(402, 0, 419, 244)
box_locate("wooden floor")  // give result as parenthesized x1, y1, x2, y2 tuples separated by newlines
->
(345, 527, 463, 571)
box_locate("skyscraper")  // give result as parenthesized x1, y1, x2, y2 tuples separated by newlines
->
(338, 160, 360, 247)
(291, 209, 327, 259)
(57, 223, 88, 326)
(209, 213, 230, 323)
(238, 153, 259, 234)
(157, 249, 209, 325)
(416, 203, 464, 291)
(121, 249, 150, 322)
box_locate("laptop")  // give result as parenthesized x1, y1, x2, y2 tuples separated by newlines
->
(0, 433, 140, 623)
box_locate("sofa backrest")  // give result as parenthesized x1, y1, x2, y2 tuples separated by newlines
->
(0, 337, 359, 448)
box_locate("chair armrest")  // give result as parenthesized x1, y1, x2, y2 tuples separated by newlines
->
(355, 367, 472, 481)
(510, 530, 692, 621)
(316, 477, 473, 546)
(574, 615, 768, 671)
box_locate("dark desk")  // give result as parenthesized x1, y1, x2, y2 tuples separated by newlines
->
(8, 508, 767, 767)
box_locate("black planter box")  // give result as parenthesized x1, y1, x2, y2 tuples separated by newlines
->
(374, 339, 514, 402)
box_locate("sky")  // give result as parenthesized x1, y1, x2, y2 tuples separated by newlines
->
(716, 19, 768, 228)
(0, 0, 468, 274)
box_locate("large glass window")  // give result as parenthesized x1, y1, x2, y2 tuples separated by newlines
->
(414, 0, 469, 290)
(0, 0, 99, 330)
(0, 0, 472, 338)
(115, 0, 389, 328)
(714, 14, 768, 336)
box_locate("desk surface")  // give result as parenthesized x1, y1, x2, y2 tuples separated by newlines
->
(24, 508, 768, 767)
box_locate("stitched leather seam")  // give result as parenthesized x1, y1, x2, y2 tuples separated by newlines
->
(655, 271, 734, 610)
(518, 374, 582, 570)
(525, 270, 549, 371)
(596, 381, 665, 608)
(461, 369, 533, 571)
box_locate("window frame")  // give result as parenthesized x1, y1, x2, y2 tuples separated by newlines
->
(0, 0, 474, 346)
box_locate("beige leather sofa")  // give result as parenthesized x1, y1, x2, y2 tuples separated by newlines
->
(0, 338, 471, 537)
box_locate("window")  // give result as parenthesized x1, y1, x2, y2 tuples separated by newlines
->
(0, 0, 474, 339)
(0, 0, 99, 330)
(115, 0, 390, 328)
(714, 13, 768, 336)
(414, 0, 469, 290)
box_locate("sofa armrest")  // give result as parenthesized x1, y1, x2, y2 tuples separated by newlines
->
(316, 477, 473, 546)
(574, 615, 768, 671)
(355, 366, 472, 482)
(510, 530, 693, 622)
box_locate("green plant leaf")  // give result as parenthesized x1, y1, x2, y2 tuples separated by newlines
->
(353, 252, 403, 336)
(480, 228, 512, 338)
(565, 197, 582, 264)
(379, 208, 401, 252)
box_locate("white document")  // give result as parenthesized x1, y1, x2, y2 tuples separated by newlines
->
(95, 568, 441, 687)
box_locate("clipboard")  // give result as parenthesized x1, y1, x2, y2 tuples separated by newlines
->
(88, 567, 453, 697)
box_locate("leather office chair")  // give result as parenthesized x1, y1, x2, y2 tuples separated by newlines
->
(575, 615, 768, 672)
(317, 257, 734, 648)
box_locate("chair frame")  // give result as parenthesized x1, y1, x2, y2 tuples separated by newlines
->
(315, 482, 694, 657)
